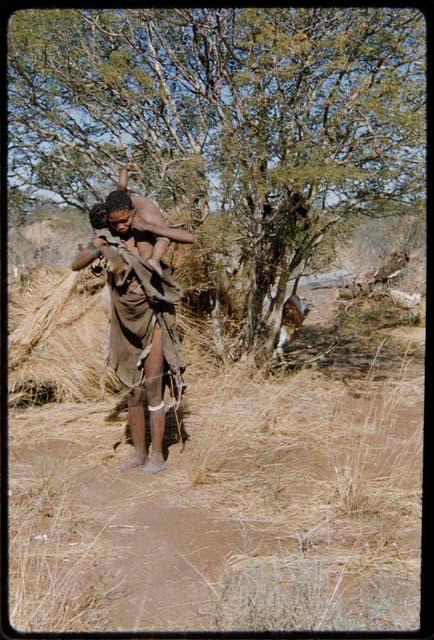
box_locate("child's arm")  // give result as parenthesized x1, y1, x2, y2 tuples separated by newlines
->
(118, 162, 139, 192)
(132, 197, 194, 244)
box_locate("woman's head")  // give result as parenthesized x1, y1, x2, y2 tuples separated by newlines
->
(105, 190, 134, 235)
(89, 203, 108, 230)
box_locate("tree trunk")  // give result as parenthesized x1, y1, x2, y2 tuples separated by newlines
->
(243, 258, 260, 349)
(209, 292, 226, 358)
(210, 195, 323, 363)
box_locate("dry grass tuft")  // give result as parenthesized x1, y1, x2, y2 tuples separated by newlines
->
(211, 555, 348, 631)
(8, 455, 117, 633)
(211, 553, 419, 631)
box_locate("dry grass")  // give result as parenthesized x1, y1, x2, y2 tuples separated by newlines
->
(9, 452, 117, 632)
(171, 345, 423, 631)
(8, 398, 152, 632)
(9, 300, 122, 406)
(8, 346, 422, 631)
(211, 554, 347, 630)
(210, 553, 419, 631)
(9, 266, 115, 404)
(8, 265, 215, 407)
(168, 240, 212, 297)
(8, 267, 423, 632)
(10, 270, 80, 354)
(180, 354, 422, 521)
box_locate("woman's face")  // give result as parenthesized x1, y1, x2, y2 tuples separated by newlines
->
(108, 209, 133, 236)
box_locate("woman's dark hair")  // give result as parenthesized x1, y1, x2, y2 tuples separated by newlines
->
(105, 190, 133, 215)
(89, 203, 108, 230)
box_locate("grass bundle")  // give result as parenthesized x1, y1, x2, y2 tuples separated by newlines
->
(8, 265, 217, 407)
(10, 302, 122, 406)
(9, 267, 117, 405)
(10, 271, 81, 366)
(169, 241, 212, 297)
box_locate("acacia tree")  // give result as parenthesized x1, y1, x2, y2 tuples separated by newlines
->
(209, 8, 425, 354)
(8, 9, 217, 217)
(8, 7, 425, 357)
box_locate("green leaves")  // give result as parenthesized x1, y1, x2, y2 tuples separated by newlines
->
(270, 165, 368, 189)
(7, 7, 425, 226)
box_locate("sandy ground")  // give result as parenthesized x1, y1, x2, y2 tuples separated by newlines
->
(8, 319, 425, 633)
(9, 409, 277, 631)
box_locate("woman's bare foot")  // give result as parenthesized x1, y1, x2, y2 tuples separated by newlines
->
(147, 258, 163, 277)
(115, 452, 147, 472)
(139, 451, 167, 474)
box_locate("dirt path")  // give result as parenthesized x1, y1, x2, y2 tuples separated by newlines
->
(9, 413, 273, 632)
(8, 325, 425, 632)
(71, 465, 260, 631)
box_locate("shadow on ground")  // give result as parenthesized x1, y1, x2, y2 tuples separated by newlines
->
(108, 399, 190, 462)
(277, 297, 424, 379)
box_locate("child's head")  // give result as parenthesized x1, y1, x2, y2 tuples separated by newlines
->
(105, 190, 134, 236)
(89, 203, 108, 230)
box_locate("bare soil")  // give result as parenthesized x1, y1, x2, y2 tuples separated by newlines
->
(9, 406, 280, 631)
(8, 323, 425, 632)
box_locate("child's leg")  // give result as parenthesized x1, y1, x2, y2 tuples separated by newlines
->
(147, 238, 170, 277)
(146, 257, 163, 277)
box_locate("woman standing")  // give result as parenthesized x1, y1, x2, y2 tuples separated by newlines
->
(72, 191, 193, 473)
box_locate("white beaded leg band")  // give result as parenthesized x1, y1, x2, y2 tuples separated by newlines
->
(148, 401, 165, 413)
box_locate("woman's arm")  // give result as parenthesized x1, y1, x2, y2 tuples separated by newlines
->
(71, 238, 127, 283)
(71, 238, 107, 271)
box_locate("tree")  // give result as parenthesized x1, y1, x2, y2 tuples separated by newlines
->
(8, 9, 215, 217)
(8, 8, 425, 358)
(213, 8, 425, 356)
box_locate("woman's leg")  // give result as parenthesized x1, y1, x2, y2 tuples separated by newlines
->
(116, 386, 147, 471)
(141, 323, 167, 473)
